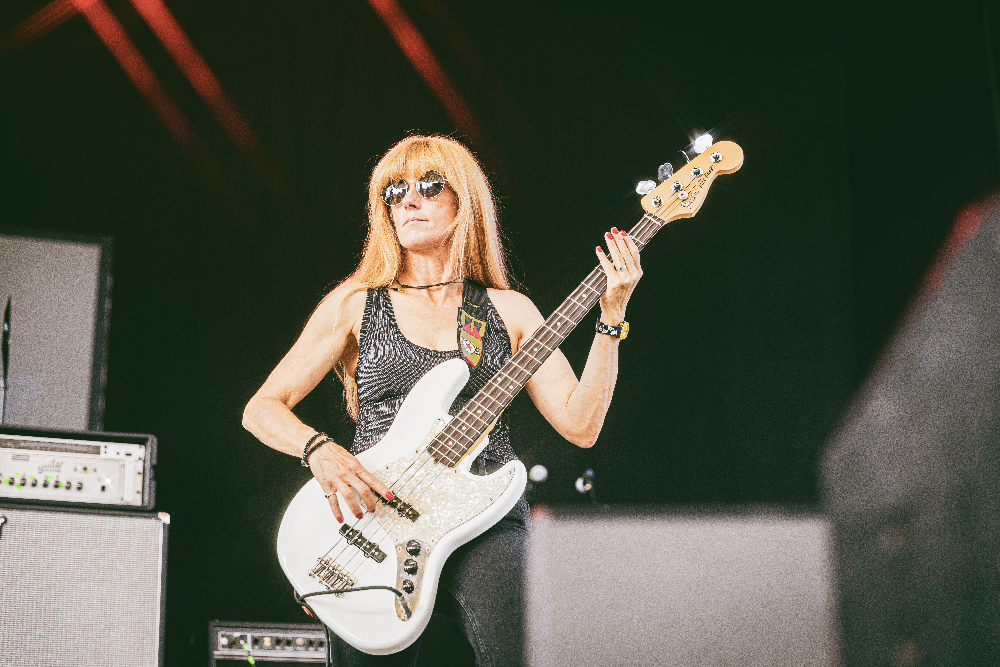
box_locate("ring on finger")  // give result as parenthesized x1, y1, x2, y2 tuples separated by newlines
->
(614, 265, 626, 271)
(324, 492, 335, 499)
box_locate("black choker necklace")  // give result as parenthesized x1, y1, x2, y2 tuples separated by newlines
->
(391, 278, 462, 291)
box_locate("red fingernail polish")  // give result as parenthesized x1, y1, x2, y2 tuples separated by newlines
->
(386, 492, 394, 500)
(612, 227, 619, 233)
(337, 516, 343, 523)
(622, 231, 629, 236)
(596, 246, 602, 253)
(356, 513, 363, 519)
(605, 232, 613, 239)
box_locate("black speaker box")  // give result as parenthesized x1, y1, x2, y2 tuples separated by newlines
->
(823, 199, 1000, 666)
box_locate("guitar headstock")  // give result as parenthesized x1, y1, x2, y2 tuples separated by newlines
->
(640, 140, 743, 222)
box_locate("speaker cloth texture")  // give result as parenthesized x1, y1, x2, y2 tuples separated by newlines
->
(0, 504, 167, 667)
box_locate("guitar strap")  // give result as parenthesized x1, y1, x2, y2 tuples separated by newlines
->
(457, 279, 489, 368)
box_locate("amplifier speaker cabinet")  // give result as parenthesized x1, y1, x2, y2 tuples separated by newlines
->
(0, 230, 113, 431)
(525, 507, 840, 667)
(823, 200, 1000, 665)
(0, 503, 168, 667)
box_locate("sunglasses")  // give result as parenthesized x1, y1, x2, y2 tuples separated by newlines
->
(381, 170, 449, 207)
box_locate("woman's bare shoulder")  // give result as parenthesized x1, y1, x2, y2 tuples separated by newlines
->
(314, 280, 369, 332)
(486, 287, 537, 314)
(486, 288, 544, 346)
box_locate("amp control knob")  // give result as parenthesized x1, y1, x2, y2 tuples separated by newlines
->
(405, 540, 421, 556)
(403, 559, 418, 575)
(401, 579, 414, 594)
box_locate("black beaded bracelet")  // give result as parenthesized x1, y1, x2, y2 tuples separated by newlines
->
(301, 432, 329, 467)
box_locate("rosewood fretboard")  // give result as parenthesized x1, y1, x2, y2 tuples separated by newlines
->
(427, 212, 667, 466)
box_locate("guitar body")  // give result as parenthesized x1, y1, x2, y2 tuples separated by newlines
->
(277, 357, 528, 655)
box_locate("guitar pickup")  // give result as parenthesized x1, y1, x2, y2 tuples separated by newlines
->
(339, 524, 387, 563)
(379, 495, 420, 522)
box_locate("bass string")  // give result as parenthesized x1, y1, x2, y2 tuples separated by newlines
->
(318, 450, 437, 566)
(319, 195, 684, 581)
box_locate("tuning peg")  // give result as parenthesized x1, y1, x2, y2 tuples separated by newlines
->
(635, 180, 656, 195)
(657, 163, 673, 182)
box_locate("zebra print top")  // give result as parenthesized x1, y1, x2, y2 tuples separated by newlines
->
(351, 285, 517, 464)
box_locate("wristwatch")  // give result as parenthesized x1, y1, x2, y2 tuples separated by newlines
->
(595, 318, 629, 340)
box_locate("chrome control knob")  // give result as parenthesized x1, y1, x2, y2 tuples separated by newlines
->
(401, 579, 414, 594)
(403, 559, 418, 575)
(406, 540, 421, 556)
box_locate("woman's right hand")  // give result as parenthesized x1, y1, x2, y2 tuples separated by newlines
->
(308, 441, 394, 523)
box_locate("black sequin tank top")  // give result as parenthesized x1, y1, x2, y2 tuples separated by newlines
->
(352, 285, 517, 464)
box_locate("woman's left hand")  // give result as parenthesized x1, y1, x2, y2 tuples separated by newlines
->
(595, 227, 642, 325)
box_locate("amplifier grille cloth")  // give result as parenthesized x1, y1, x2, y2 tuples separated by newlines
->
(0, 507, 164, 666)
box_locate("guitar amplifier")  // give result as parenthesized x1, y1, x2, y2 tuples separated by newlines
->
(208, 621, 328, 666)
(0, 426, 155, 509)
(0, 503, 168, 667)
(0, 230, 113, 431)
(525, 507, 840, 667)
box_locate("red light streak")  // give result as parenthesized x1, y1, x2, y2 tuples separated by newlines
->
(127, 0, 288, 200)
(366, 0, 486, 148)
(0, 0, 77, 57)
(921, 198, 992, 295)
(67, 0, 217, 179)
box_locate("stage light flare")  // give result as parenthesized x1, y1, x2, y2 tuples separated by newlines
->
(366, 0, 486, 149)
(128, 0, 287, 201)
(0, 0, 77, 57)
(528, 464, 548, 483)
(692, 133, 714, 154)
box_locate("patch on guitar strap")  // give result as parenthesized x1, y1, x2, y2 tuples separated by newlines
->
(458, 280, 489, 368)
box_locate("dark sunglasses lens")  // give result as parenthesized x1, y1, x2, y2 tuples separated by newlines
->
(415, 171, 447, 199)
(382, 180, 408, 206)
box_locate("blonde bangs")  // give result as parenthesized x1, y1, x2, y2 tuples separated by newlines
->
(333, 135, 511, 419)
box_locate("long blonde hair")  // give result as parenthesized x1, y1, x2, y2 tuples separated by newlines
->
(334, 135, 510, 419)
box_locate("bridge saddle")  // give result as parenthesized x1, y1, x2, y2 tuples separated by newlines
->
(309, 556, 357, 594)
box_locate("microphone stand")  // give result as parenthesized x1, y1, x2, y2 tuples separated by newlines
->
(1, 294, 9, 425)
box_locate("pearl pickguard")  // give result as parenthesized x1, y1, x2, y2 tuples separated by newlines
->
(277, 358, 527, 656)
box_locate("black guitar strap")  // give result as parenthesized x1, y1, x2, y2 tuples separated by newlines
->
(457, 279, 489, 368)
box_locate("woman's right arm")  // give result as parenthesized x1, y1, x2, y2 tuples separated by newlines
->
(242, 284, 392, 523)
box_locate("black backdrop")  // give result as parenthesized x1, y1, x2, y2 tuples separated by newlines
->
(1, 1, 999, 662)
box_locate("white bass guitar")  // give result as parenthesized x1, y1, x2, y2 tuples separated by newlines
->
(277, 141, 744, 654)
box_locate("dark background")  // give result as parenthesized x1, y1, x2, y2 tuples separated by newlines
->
(2, 0, 999, 663)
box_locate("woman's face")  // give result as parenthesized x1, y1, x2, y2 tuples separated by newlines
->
(389, 172, 459, 254)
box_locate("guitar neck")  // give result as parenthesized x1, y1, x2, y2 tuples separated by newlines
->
(428, 212, 667, 466)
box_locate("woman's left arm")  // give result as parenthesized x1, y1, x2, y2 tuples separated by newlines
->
(509, 228, 642, 448)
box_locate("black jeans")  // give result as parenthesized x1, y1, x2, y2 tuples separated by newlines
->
(330, 461, 529, 667)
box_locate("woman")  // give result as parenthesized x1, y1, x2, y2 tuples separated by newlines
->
(243, 135, 642, 666)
